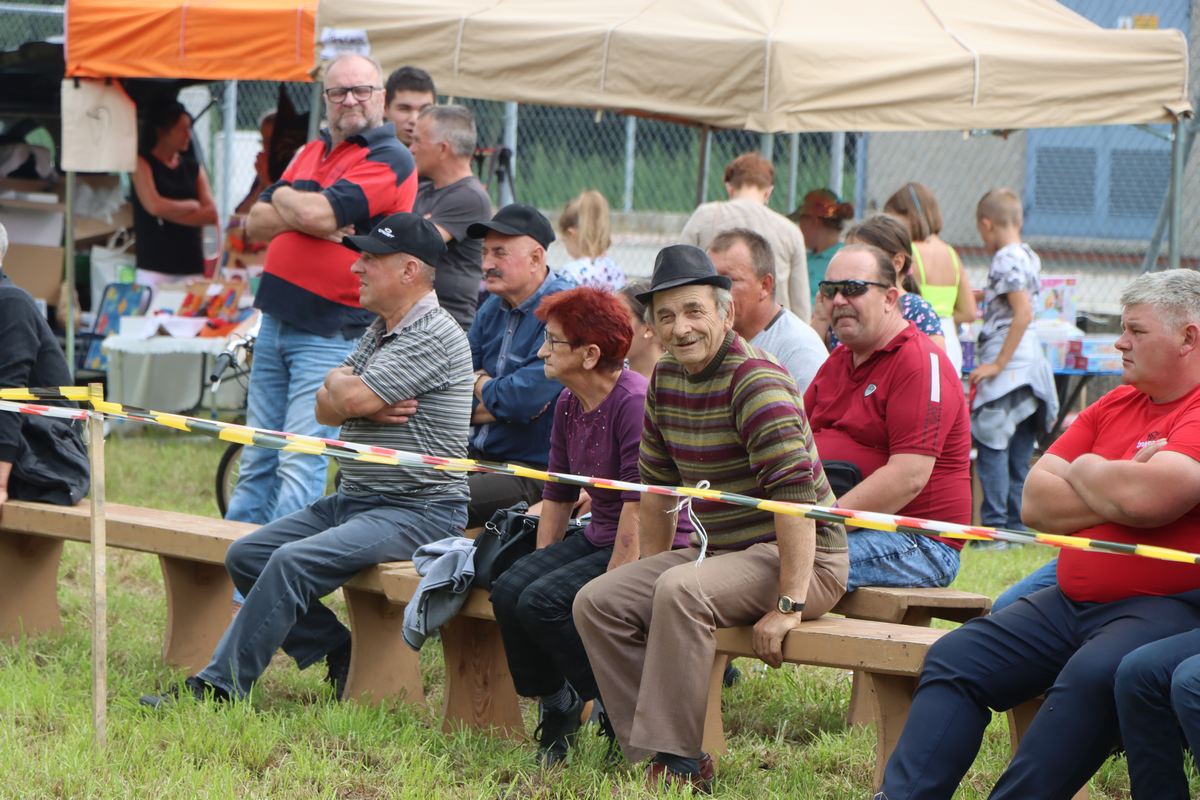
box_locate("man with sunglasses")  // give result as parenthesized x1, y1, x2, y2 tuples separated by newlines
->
(227, 54, 418, 532)
(803, 244, 971, 591)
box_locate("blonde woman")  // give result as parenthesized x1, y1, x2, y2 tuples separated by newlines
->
(557, 190, 626, 291)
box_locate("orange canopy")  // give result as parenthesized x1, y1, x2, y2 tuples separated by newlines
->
(66, 0, 318, 82)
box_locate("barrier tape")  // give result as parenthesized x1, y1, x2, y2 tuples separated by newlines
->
(3, 388, 1199, 567)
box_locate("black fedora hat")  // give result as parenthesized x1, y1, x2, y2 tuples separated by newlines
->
(466, 203, 555, 249)
(635, 244, 732, 304)
(342, 212, 447, 266)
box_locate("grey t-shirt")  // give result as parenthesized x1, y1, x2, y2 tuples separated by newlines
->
(750, 307, 828, 393)
(414, 176, 493, 330)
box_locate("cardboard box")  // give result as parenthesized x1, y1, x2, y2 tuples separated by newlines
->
(1037, 275, 1079, 325)
(1071, 353, 1123, 373)
(1067, 335, 1119, 357)
(5, 243, 64, 302)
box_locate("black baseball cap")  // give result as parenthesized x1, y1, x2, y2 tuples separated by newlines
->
(342, 212, 447, 266)
(466, 203, 555, 249)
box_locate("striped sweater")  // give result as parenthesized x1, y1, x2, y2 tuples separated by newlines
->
(640, 332, 846, 552)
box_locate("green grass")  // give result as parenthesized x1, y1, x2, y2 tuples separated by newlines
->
(0, 428, 1179, 797)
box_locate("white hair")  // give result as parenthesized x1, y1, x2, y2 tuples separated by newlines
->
(1121, 269, 1200, 329)
(0, 221, 7, 262)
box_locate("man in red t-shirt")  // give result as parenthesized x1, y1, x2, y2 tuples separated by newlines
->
(877, 269, 1200, 800)
(804, 244, 971, 591)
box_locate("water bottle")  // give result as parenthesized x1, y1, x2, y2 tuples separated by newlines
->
(959, 323, 976, 373)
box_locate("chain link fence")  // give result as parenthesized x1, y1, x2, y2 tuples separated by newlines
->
(0, 0, 1193, 318)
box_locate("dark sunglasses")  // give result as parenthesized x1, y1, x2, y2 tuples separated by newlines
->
(817, 279, 890, 299)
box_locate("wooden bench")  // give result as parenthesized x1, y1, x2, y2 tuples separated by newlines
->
(0, 499, 421, 703)
(833, 586, 992, 725)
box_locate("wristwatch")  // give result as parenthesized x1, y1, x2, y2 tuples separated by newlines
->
(777, 595, 805, 614)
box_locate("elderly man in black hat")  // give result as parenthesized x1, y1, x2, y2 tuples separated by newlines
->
(463, 203, 575, 527)
(142, 212, 474, 707)
(573, 245, 848, 793)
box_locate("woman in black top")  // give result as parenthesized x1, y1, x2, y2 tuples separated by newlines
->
(130, 100, 217, 280)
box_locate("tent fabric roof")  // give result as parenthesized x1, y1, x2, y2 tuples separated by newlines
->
(66, 0, 317, 83)
(321, 0, 1190, 132)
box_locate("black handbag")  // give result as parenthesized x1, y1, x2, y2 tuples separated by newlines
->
(472, 502, 587, 590)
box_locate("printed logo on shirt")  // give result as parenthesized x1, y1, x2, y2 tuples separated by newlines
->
(864, 384, 877, 397)
(1135, 431, 1163, 451)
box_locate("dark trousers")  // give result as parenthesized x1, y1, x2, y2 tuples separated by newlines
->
(466, 450, 544, 527)
(490, 532, 610, 700)
(1115, 629, 1200, 800)
(878, 586, 1200, 800)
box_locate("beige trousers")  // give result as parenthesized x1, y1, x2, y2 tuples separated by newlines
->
(573, 542, 848, 762)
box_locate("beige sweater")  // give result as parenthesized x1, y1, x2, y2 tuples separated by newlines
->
(680, 198, 811, 322)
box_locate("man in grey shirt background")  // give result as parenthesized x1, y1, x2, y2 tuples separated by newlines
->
(709, 228, 827, 391)
(411, 105, 493, 329)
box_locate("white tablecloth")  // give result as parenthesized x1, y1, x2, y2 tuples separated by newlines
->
(102, 335, 247, 413)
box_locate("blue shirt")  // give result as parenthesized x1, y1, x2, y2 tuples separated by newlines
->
(468, 270, 575, 465)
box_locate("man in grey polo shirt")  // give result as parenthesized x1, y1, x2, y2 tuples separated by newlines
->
(141, 212, 473, 706)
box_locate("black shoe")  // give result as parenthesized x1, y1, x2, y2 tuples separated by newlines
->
(325, 641, 352, 700)
(722, 661, 741, 688)
(596, 709, 622, 765)
(534, 695, 584, 766)
(139, 676, 230, 709)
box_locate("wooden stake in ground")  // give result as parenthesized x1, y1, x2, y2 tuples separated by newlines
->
(87, 382, 107, 747)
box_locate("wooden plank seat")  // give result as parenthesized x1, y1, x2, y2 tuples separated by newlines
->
(0, 499, 421, 703)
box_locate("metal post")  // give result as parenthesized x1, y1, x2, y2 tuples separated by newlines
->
(220, 81, 238, 222)
(623, 115, 637, 212)
(854, 133, 868, 221)
(64, 171, 76, 376)
(499, 102, 519, 207)
(1170, 116, 1185, 270)
(760, 132, 774, 161)
(787, 133, 800, 211)
(695, 127, 712, 207)
(829, 131, 846, 197)
(308, 82, 322, 141)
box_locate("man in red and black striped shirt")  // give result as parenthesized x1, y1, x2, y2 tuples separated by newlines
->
(229, 54, 418, 528)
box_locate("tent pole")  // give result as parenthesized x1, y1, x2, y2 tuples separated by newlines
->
(622, 116, 636, 212)
(1169, 116, 1185, 270)
(500, 102, 518, 206)
(695, 126, 712, 207)
(64, 171, 76, 376)
(829, 132, 846, 197)
(787, 133, 799, 211)
(307, 83, 322, 141)
(220, 81, 238, 222)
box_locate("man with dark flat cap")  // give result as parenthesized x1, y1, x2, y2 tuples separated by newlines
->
(464, 203, 575, 527)
(573, 245, 848, 793)
(141, 212, 473, 707)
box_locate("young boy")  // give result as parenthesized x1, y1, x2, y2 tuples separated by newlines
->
(968, 189, 1059, 539)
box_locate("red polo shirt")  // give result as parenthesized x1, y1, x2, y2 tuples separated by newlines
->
(804, 322, 972, 546)
(1050, 383, 1200, 603)
(256, 123, 417, 337)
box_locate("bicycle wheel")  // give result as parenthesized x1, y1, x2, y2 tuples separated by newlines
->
(216, 443, 243, 516)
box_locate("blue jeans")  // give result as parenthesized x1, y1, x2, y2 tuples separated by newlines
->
(877, 587, 1200, 800)
(974, 415, 1038, 529)
(1115, 629, 1200, 800)
(847, 531, 960, 591)
(993, 558, 1059, 613)
(198, 490, 466, 697)
(224, 314, 355, 526)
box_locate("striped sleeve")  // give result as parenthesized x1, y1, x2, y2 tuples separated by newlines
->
(730, 359, 818, 504)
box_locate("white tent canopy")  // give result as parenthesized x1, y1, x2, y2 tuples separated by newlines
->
(321, 0, 1190, 133)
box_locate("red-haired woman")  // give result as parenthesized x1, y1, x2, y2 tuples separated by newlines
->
(490, 286, 689, 766)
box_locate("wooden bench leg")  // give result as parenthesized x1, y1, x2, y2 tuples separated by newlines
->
(159, 555, 235, 674)
(342, 586, 424, 705)
(846, 609, 932, 727)
(0, 533, 63, 639)
(702, 654, 731, 757)
(440, 615, 522, 738)
(865, 673, 919, 791)
(1007, 698, 1089, 800)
